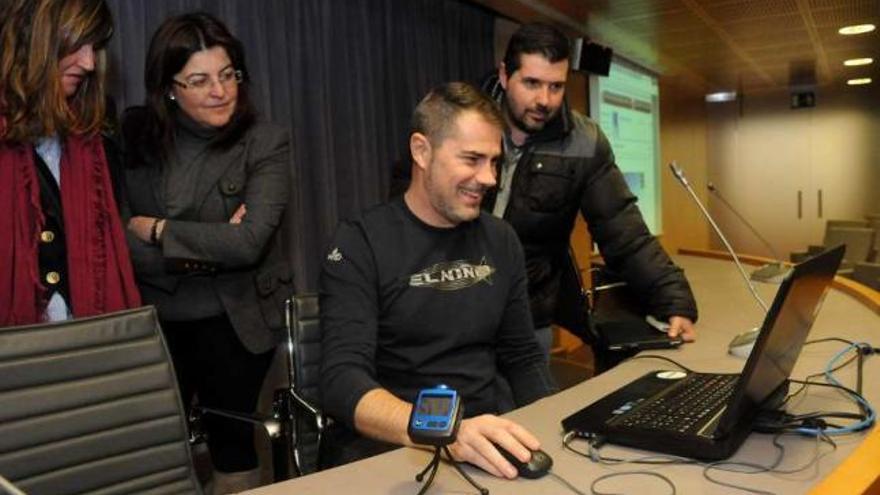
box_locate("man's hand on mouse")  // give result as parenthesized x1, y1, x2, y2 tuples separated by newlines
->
(668, 316, 696, 341)
(446, 414, 539, 479)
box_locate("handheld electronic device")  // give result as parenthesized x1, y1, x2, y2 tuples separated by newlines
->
(492, 443, 553, 479)
(601, 320, 684, 351)
(408, 385, 463, 446)
(645, 314, 671, 333)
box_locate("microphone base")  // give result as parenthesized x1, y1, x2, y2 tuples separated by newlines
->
(728, 328, 760, 358)
(749, 263, 791, 284)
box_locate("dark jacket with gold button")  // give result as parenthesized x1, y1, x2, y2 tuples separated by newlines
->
(122, 108, 293, 354)
(480, 75, 697, 330)
(33, 149, 71, 303)
(31, 136, 125, 308)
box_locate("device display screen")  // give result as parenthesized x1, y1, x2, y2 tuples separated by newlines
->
(416, 395, 451, 417)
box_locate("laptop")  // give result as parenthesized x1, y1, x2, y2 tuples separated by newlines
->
(561, 245, 845, 461)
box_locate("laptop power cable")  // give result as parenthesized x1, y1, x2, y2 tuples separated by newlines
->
(773, 341, 876, 436)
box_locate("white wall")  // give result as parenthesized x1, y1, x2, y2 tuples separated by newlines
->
(706, 84, 880, 259)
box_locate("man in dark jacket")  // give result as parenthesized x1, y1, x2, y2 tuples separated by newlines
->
(483, 22, 698, 352)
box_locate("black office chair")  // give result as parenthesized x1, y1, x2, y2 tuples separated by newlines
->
(278, 294, 327, 476)
(0, 307, 202, 495)
(188, 393, 288, 482)
(185, 295, 325, 482)
(791, 223, 875, 270)
(554, 249, 644, 373)
(852, 262, 880, 292)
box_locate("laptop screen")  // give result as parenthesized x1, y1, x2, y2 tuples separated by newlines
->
(717, 245, 845, 433)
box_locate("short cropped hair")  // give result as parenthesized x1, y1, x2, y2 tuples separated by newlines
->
(502, 22, 570, 76)
(411, 82, 505, 147)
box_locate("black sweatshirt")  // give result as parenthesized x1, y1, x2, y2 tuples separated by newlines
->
(319, 198, 556, 430)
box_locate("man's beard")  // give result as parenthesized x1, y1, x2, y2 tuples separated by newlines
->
(425, 165, 483, 225)
(509, 105, 554, 135)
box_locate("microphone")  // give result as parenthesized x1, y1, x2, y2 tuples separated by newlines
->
(707, 182, 791, 284)
(668, 162, 768, 357)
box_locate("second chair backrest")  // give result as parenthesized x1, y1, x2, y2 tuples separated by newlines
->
(283, 294, 325, 476)
(824, 227, 875, 265)
(827, 219, 869, 230)
(287, 295, 321, 409)
(853, 262, 880, 291)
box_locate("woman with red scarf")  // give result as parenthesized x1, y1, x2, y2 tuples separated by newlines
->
(0, 0, 141, 326)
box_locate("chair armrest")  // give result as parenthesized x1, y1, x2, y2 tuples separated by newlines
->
(194, 405, 283, 439)
(289, 389, 330, 430)
(0, 475, 27, 495)
(586, 281, 628, 296)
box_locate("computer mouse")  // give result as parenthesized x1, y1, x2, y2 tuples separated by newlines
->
(493, 443, 553, 479)
(728, 328, 759, 358)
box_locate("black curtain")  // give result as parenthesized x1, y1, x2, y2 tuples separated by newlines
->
(105, 0, 495, 289)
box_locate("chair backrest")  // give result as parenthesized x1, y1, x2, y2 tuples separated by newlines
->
(824, 227, 875, 264)
(556, 251, 646, 372)
(869, 220, 880, 261)
(853, 262, 880, 291)
(826, 219, 869, 231)
(0, 307, 201, 495)
(552, 249, 595, 344)
(288, 295, 321, 408)
(284, 294, 323, 476)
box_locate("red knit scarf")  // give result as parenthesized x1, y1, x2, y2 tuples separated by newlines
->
(0, 133, 141, 326)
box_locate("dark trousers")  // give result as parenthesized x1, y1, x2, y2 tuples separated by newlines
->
(162, 314, 274, 472)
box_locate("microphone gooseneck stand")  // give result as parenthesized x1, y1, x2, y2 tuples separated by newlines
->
(707, 182, 792, 283)
(668, 162, 769, 313)
(669, 161, 773, 355)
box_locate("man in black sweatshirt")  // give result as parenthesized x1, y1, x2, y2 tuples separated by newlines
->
(319, 82, 556, 478)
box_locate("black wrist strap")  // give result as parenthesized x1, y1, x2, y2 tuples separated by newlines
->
(150, 218, 161, 245)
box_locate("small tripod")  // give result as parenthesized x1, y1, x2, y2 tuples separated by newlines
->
(415, 445, 489, 495)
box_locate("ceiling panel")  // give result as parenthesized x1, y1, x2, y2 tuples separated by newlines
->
(472, 0, 880, 91)
(699, 0, 800, 21)
(590, 0, 688, 21)
(723, 16, 806, 40)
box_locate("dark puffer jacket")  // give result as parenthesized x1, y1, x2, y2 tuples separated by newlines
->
(480, 75, 698, 329)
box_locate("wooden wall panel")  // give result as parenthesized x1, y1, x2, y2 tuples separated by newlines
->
(659, 79, 712, 253)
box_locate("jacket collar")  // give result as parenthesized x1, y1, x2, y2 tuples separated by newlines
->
(480, 71, 574, 146)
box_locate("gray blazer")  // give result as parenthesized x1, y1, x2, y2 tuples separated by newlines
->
(124, 121, 292, 354)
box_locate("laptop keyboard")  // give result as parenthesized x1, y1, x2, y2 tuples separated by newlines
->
(607, 374, 738, 434)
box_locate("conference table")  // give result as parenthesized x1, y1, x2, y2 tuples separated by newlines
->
(246, 251, 880, 494)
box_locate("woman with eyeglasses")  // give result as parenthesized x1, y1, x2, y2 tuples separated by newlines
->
(1, 0, 141, 326)
(122, 12, 292, 493)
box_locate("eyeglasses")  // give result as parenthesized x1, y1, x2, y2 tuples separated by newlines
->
(172, 67, 243, 92)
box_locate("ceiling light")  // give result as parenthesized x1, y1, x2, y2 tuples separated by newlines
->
(705, 91, 737, 103)
(847, 78, 872, 85)
(838, 24, 875, 35)
(844, 58, 873, 66)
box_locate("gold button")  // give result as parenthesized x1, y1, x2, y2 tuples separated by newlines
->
(46, 271, 61, 285)
(40, 230, 55, 243)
